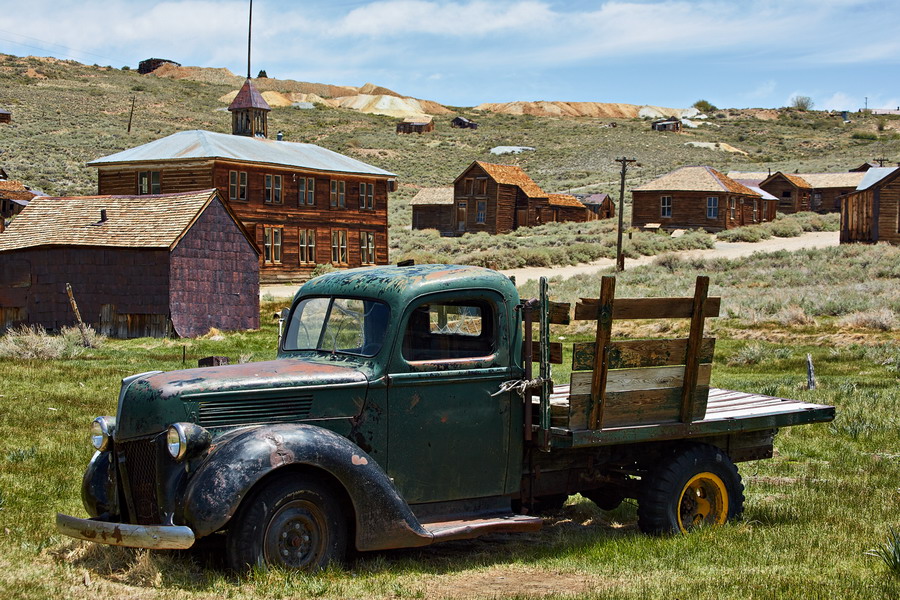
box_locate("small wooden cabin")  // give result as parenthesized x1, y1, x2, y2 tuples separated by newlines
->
(651, 117, 681, 132)
(0, 180, 44, 233)
(841, 167, 900, 245)
(581, 193, 615, 220)
(410, 187, 454, 232)
(397, 116, 434, 134)
(632, 166, 775, 232)
(0, 109, 10, 124)
(0, 190, 260, 337)
(451, 116, 478, 130)
(760, 171, 864, 213)
(543, 194, 591, 223)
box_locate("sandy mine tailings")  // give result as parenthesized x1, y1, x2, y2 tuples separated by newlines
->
(474, 101, 686, 119)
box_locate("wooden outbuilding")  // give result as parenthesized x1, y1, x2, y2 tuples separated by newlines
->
(632, 166, 775, 232)
(397, 116, 434, 134)
(0, 180, 45, 233)
(0, 109, 10, 124)
(0, 189, 260, 337)
(580, 193, 615, 219)
(759, 171, 864, 213)
(451, 116, 478, 129)
(651, 117, 681, 132)
(412, 161, 590, 235)
(841, 167, 900, 245)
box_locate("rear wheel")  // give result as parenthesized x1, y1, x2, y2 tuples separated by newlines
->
(637, 444, 743, 534)
(226, 476, 347, 571)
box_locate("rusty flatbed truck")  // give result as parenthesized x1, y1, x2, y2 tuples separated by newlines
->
(57, 265, 834, 570)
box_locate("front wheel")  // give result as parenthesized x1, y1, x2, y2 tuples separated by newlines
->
(637, 444, 744, 534)
(226, 476, 348, 571)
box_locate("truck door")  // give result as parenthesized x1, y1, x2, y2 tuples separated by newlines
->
(387, 291, 513, 504)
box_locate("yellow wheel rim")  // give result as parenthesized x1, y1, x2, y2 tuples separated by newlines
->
(676, 472, 728, 532)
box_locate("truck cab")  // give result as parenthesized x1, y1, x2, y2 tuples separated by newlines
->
(57, 264, 834, 571)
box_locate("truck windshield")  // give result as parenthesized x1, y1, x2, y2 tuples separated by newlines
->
(283, 297, 390, 357)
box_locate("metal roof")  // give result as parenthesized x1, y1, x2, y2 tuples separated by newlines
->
(746, 185, 777, 201)
(88, 129, 396, 177)
(857, 167, 898, 191)
(228, 78, 270, 112)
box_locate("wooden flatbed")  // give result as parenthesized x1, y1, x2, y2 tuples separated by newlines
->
(543, 386, 835, 448)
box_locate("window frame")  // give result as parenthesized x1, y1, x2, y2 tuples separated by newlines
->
(752, 200, 759, 222)
(298, 176, 315, 206)
(476, 177, 488, 196)
(707, 196, 719, 219)
(729, 197, 736, 220)
(263, 225, 284, 264)
(400, 296, 499, 366)
(660, 195, 672, 218)
(359, 182, 375, 210)
(229, 170, 248, 202)
(138, 171, 161, 195)
(299, 228, 316, 264)
(331, 229, 349, 264)
(265, 174, 283, 204)
(476, 200, 486, 224)
(330, 180, 346, 208)
(360, 231, 376, 265)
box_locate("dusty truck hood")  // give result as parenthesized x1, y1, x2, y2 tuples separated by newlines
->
(116, 357, 371, 440)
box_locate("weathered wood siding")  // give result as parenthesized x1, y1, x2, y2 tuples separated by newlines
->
(632, 191, 771, 232)
(812, 187, 855, 213)
(842, 181, 900, 245)
(98, 165, 215, 196)
(454, 163, 505, 234)
(412, 205, 453, 234)
(169, 196, 260, 336)
(0, 247, 170, 335)
(760, 176, 810, 213)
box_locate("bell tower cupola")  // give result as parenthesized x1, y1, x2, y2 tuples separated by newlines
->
(228, 78, 270, 138)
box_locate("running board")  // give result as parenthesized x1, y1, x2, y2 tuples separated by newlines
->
(422, 514, 542, 542)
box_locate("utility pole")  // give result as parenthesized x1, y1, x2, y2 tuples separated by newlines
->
(126, 96, 135, 133)
(614, 157, 637, 271)
(247, 0, 253, 79)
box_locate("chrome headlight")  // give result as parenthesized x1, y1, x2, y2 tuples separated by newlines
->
(166, 423, 211, 461)
(90, 416, 115, 451)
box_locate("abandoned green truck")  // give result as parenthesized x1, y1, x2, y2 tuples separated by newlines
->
(57, 264, 834, 570)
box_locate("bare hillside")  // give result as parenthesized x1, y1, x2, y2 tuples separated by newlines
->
(474, 101, 692, 119)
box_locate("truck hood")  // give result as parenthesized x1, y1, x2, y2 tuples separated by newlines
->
(116, 357, 371, 440)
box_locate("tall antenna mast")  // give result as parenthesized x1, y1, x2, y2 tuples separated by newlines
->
(247, 0, 253, 79)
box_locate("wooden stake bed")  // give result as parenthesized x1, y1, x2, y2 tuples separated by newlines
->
(541, 386, 835, 448)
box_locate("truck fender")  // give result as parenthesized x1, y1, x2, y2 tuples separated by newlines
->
(181, 423, 433, 551)
(81, 450, 118, 519)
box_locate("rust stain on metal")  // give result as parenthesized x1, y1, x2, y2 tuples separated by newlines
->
(351, 454, 368, 466)
(265, 433, 295, 467)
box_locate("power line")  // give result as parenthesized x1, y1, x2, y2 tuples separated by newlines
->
(0, 29, 130, 66)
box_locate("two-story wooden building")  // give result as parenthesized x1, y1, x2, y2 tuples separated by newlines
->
(632, 166, 774, 232)
(841, 167, 900, 245)
(411, 161, 590, 235)
(89, 78, 397, 282)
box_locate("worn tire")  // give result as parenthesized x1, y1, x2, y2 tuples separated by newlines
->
(637, 444, 744, 535)
(226, 476, 348, 571)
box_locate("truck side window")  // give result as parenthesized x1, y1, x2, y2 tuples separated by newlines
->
(402, 300, 495, 362)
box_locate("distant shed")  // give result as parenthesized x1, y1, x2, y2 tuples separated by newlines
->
(0, 109, 10, 124)
(0, 189, 259, 337)
(397, 116, 434, 134)
(138, 58, 181, 74)
(841, 167, 900, 245)
(451, 116, 478, 129)
(651, 117, 681, 132)
(410, 187, 454, 232)
(581, 193, 615, 219)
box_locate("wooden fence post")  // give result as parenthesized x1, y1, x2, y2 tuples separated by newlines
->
(65, 283, 91, 348)
(680, 276, 709, 422)
(589, 276, 616, 429)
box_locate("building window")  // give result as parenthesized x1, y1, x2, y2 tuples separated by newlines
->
(265, 174, 283, 204)
(330, 180, 346, 208)
(359, 182, 374, 209)
(707, 196, 719, 219)
(476, 178, 488, 195)
(752, 200, 759, 222)
(299, 228, 316, 263)
(138, 171, 160, 195)
(360, 231, 376, 264)
(331, 229, 348, 264)
(229, 171, 248, 202)
(464, 178, 474, 195)
(660, 196, 672, 218)
(476, 201, 486, 224)
(263, 226, 283, 264)
(729, 197, 736, 220)
(298, 177, 315, 206)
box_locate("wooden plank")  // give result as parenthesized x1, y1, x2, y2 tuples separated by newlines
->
(680, 276, 709, 422)
(568, 386, 709, 429)
(571, 364, 712, 395)
(589, 276, 616, 429)
(574, 296, 720, 320)
(548, 301, 571, 325)
(572, 337, 715, 371)
(530, 341, 563, 364)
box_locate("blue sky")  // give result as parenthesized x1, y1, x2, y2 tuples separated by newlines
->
(1, 0, 898, 110)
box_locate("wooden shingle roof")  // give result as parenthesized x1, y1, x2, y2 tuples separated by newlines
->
(228, 78, 271, 112)
(634, 166, 761, 196)
(0, 189, 250, 252)
(410, 187, 454, 205)
(548, 193, 585, 208)
(0, 180, 43, 203)
(475, 161, 546, 198)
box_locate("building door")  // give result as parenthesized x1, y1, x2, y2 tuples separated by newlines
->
(457, 201, 467, 232)
(516, 209, 527, 228)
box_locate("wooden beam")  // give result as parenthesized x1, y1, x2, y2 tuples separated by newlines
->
(589, 276, 615, 429)
(572, 337, 716, 371)
(571, 364, 712, 395)
(574, 296, 720, 320)
(531, 341, 563, 364)
(547, 301, 571, 325)
(680, 276, 709, 422)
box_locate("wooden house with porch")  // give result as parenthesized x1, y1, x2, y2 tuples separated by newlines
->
(0, 189, 259, 337)
(89, 77, 396, 282)
(412, 162, 590, 235)
(841, 167, 900, 245)
(631, 166, 774, 232)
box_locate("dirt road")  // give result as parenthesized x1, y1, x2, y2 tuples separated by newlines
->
(260, 231, 839, 296)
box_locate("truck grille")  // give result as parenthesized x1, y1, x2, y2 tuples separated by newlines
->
(197, 394, 313, 427)
(119, 438, 160, 525)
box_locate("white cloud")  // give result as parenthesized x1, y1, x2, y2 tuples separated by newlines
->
(818, 92, 856, 111)
(744, 80, 776, 101)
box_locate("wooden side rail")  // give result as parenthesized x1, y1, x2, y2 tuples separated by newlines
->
(569, 275, 718, 431)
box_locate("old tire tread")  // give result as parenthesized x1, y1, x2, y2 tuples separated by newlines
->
(637, 444, 744, 535)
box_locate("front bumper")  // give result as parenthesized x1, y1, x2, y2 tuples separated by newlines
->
(56, 513, 195, 550)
